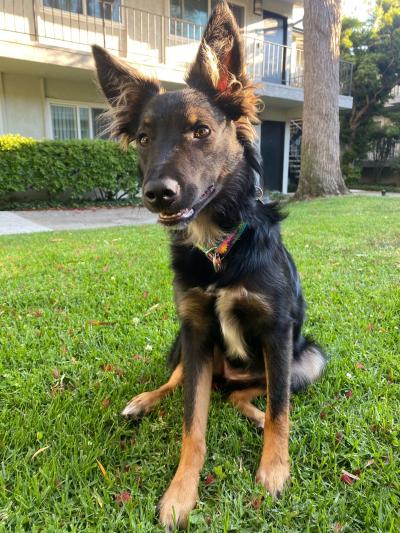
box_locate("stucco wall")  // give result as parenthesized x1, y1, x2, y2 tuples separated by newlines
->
(45, 78, 104, 104)
(0, 73, 104, 138)
(1, 73, 46, 138)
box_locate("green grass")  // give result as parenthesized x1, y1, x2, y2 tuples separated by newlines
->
(0, 196, 399, 532)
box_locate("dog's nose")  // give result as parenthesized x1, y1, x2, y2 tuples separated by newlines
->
(143, 177, 180, 209)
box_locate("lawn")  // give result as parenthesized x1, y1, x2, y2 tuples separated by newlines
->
(0, 196, 399, 532)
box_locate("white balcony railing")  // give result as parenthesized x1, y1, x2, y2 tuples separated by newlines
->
(0, 1, 353, 95)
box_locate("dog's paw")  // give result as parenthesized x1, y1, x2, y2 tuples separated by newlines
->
(255, 457, 290, 499)
(121, 391, 157, 418)
(157, 478, 198, 531)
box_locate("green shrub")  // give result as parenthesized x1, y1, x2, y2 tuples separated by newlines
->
(0, 135, 139, 202)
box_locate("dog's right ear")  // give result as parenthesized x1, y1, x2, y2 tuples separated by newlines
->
(92, 45, 160, 143)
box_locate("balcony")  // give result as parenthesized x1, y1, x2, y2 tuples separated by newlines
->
(0, 1, 352, 96)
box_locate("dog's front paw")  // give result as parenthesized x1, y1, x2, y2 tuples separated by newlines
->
(157, 477, 198, 531)
(121, 391, 158, 418)
(256, 457, 290, 499)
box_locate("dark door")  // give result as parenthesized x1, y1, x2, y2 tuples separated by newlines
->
(261, 121, 285, 191)
(263, 10, 288, 84)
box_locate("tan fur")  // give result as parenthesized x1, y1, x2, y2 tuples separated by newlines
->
(216, 287, 249, 359)
(158, 361, 213, 529)
(178, 287, 214, 330)
(256, 407, 290, 498)
(216, 287, 273, 360)
(228, 387, 265, 428)
(256, 343, 291, 498)
(121, 363, 183, 417)
(185, 213, 226, 249)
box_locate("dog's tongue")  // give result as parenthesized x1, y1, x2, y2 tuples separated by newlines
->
(159, 208, 194, 223)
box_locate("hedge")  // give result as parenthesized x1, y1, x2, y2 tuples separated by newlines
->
(0, 134, 139, 202)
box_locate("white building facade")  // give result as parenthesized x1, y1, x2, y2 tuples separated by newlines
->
(0, 0, 353, 192)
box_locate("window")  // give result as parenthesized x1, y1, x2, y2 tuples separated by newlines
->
(211, 1, 244, 28)
(44, 0, 83, 13)
(87, 0, 121, 22)
(170, 1, 244, 40)
(43, 0, 121, 22)
(50, 103, 108, 140)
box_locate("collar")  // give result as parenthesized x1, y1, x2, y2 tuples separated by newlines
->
(195, 222, 248, 272)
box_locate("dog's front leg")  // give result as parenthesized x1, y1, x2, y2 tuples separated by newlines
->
(256, 327, 292, 499)
(158, 323, 213, 531)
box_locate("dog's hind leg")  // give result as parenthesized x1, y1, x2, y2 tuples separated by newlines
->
(228, 387, 265, 429)
(121, 363, 183, 418)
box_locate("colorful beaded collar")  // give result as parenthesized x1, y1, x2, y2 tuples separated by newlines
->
(195, 222, 248, 272)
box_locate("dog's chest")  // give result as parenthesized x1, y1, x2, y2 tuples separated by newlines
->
(178, 284, 272, 360)
(213, 286, 249, 360)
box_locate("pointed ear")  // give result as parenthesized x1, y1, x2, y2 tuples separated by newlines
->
(185, 1, 258, 122)
(92, 45, 160, 142)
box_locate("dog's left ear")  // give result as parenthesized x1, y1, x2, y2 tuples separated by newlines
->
(186, 1, 258, 122)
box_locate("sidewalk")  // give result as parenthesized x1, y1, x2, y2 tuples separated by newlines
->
(0, 206, 157, 236)
(0, 190, 398, 236)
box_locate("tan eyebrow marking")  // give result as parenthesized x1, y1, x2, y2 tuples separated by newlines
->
(186, 113, 199, 126)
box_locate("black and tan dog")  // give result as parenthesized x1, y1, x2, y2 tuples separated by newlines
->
(93, 2, 326, 529)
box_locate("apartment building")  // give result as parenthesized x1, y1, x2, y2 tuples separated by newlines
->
(0, 0, 353, 192)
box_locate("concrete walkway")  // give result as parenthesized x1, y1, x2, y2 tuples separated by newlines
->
(0, 206, 157, 236)
(0, 190, 398, 236)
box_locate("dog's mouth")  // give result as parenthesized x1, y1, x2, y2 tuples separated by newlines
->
(158, 184, 216, 227)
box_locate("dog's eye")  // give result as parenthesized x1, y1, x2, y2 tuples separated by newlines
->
(193, 125, 211, 139)
(137, 133, 150, 146)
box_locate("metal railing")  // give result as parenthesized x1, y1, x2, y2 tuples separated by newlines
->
(0, 1, 353, 95)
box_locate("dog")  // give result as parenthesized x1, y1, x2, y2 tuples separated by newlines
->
(93, 2, 326, 529)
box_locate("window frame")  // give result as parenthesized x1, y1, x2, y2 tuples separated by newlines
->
(46, 99, 108, 140)
(42, 0, 124, 25)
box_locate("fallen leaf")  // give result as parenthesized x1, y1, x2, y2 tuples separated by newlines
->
(345, 389, 353, 399)
(144, 304, 161, 316)
(355, 362, 366, 371)
(319, 410, 327, 419)
(115, 491, 131, 505)
(32, 445, 50, 460)
(335, 432, 344, 443)
(132, 354, 144, 361)
(34, 309, 43, 318)
(52, 368, 61, 379)
(341, 470, 360, 485)
(115, 367, 125, 377)
(96, 460, 109, 480)
(204, 473, 215, 487)
(251, 496, 264, 509)
(101, 363, 114, 372)
(102, 398, 110, 408)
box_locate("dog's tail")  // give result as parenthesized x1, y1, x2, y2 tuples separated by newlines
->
(291, 337, 327, 393)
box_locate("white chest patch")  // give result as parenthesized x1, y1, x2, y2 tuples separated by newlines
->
(216, 287, 249, 360)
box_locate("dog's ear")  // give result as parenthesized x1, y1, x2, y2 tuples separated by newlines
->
(92, 45, 160, 143)
(186, 1, 258, 122)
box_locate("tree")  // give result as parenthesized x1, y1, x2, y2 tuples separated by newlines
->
(340, 1, 400, 167)
(296, 0, 347, 198)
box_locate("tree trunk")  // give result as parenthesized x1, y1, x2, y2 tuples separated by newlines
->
(295, 0, 348, 198)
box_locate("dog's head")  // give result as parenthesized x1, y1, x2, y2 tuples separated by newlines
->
(93, 1, 258, 229)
